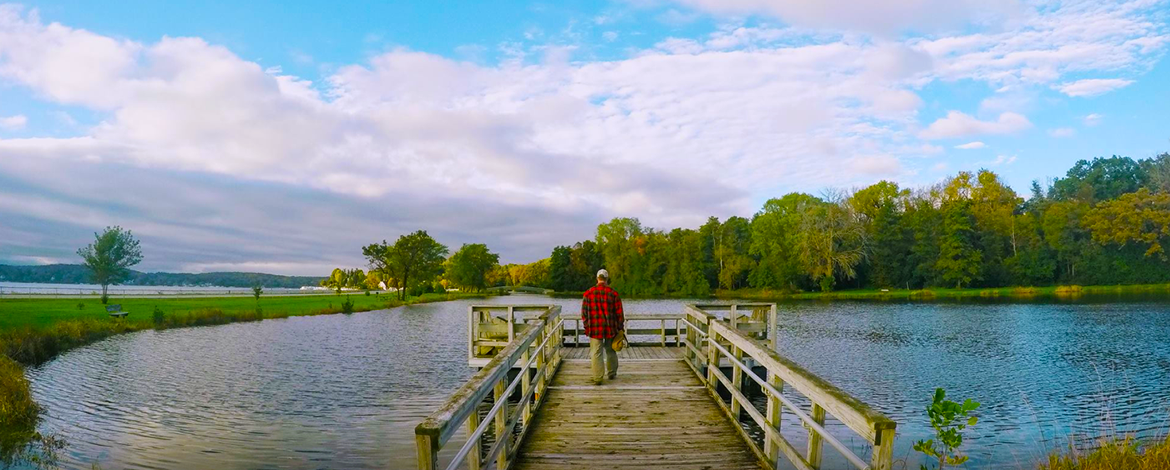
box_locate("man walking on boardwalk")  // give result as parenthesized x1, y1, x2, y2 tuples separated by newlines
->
(581, 269, 624, 386)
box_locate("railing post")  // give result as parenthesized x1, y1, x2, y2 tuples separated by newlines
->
(466, 411, 481, 470)
(660, 319, 666, 347)
(494, 378, 509, 469)
(536, 329, 547, 403)
(675, 318, 681, 347)
(730, 344, 744, 417)
(763, 371, 785, 464)
(768, 304, 778, 350)
(806, 403, 826, 469)
(415, 434, 437, 470)
(507, 306, 515, 343)
(521, 348, 532, 425)
(468, 306, 477, 364)
(871, 427, 895, 470)
(705, 327, 718, 389)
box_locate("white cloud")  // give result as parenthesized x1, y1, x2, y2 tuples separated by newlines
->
(954, 141, 986, 149)
(0, 114, 26, 130)
(1084, 113, 1104, 126)
(602, 31, 619, 42)
(920, 111, 1032, 139)
(1057, 78, 1134, 97)
(0, 1, 1165, 268)
(1049, 127, 1075, 137)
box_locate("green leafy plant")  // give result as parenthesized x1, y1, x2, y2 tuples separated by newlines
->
(913, 388, 980, 470)
(252, 285, 263, 301)
(341, 296, 355, 314)
(76, 302, 85, 310)
(152, 306, 165, 325)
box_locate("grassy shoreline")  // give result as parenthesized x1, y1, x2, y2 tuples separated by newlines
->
(550, 283, 1170, 301)
(0, 291, 486, 467)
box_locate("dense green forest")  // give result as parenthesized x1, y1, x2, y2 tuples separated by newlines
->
(0, 264, 323, 288)
(498, 153, 1170, 296)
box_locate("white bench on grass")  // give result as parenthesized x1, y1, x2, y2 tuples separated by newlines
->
(106, 304, 129, 318)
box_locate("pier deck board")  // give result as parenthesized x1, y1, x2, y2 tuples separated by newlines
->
(511, 350, 763, 470)
(560, 345, 681, 360)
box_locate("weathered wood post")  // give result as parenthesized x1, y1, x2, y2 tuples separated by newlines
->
(871, 427, 896, 470)
(660, 319, 666, 347)
(730, 343, 744, 417)
(506, 306, 515, 343)
(763, 371, 785, 464)
(705, 326, 718, 390)
(806, 403, 826, 469)
(521, 348, 532, 425)
(465, 412, 481, 470)
(468, 306, 476, 365)
(415, 434, 437, 470)
(493, 378, 509, 469)
(768, 303, 778, 350)
(536, 324, 548, 404)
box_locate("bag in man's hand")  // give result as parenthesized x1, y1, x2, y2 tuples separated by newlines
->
(612, 330, 627, 352)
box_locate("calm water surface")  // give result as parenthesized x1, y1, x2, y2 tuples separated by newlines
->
(28, 295, 1170, 469)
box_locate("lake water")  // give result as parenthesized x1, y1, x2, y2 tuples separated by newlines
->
(27, 295, 1170, 469)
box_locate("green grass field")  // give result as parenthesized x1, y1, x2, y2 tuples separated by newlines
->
(0, 292, 445, 331)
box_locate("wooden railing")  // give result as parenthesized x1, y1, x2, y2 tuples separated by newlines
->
(468, 305, 563, 366)
(562, 314, 685, 347)
(417, 305, 563, 470)
(683, 304, 897, 470)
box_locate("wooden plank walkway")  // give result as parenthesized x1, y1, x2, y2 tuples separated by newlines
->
(560, 345, 682, 360)
(511, 349, 764, 470)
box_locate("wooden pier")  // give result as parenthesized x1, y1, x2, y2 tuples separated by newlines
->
(417, 304, 897, 470)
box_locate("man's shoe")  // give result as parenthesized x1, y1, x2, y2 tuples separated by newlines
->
(607, 374, 617, 380)
(591, 379, 603, 386)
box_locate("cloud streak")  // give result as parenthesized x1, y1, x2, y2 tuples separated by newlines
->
(1057, 78, 1135, 97)
(920, 111, 1032, 139)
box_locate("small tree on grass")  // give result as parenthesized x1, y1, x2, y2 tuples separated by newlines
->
(252, 285, 263, 301)
(77, 226, 143, 304)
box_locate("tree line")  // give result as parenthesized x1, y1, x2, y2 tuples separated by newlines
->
(333, 153, 1170, 297)
(522, 153, 1170, 295)
(0, 264, 323, 289)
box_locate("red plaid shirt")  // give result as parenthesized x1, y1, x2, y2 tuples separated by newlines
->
(581, 283, 624, 339)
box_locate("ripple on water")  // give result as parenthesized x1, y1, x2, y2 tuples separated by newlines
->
(26, 297, 1170, 469)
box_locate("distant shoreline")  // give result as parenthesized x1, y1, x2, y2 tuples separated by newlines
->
(547, 283, 1170, 301)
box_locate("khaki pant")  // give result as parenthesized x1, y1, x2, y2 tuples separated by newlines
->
(590, 337, 618, 383)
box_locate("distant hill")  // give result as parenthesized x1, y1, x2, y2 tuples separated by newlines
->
(0, 264, 324, 288)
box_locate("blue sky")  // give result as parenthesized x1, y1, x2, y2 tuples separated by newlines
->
(0, 0, 1167, 274)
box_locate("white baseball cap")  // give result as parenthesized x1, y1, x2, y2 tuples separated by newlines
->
(596, 269, 609, 279)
